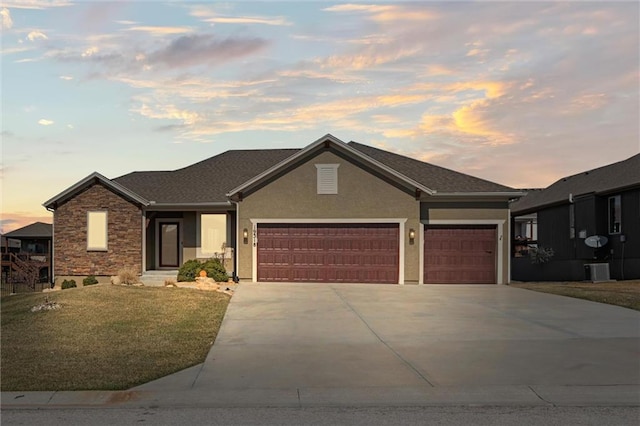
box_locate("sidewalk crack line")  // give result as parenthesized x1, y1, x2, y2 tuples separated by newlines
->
(528, 385, 555, 406)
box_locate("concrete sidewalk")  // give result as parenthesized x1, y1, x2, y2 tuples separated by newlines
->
(3, 384, 640, 408)
(3, 283, 640, 408)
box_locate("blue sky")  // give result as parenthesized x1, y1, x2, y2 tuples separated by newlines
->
(1, 1, 639, 233)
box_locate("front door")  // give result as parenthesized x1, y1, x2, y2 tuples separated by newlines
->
(159, 222, 180, 268)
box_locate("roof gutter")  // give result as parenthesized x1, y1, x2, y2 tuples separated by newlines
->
(144, 201, 234, 211)
(430, 191, 525, 198)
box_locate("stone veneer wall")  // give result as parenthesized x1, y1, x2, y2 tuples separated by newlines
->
(54, 183, 142, 277)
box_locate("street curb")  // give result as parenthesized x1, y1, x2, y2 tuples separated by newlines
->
(3, 385, 639, 409)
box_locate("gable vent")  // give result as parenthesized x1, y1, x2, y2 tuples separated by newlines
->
(316, 164, 340, 194)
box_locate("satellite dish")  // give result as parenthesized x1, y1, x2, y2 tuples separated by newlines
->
(585, 235, 608, 248)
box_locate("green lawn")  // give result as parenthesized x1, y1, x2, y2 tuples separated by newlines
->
(510, 280, 640, 311)
(1, 285, 230, 391)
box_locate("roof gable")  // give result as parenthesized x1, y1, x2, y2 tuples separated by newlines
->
(511, 153, 640, 215)
(43, 172, 149, 210)
(227, 134, 444, 200)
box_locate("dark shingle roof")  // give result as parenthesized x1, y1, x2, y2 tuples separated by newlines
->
(4, 222, 52, 238)
(112, 141, 516, 204)
(348, 142, 515, 193)
(114, 149, 298, 204)
(511, 153, 640, 215)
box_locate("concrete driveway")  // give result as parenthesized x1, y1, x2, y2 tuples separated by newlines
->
(143, 283, 640, 405)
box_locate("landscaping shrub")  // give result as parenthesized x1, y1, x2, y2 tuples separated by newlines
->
(177, 258, 228, 282)
(201, 258, 229, 282)
(117, 268, 138, 285)
(61, 279, 77, 290)
(177, 259, 201, 282)
(83, 275, 99, 286)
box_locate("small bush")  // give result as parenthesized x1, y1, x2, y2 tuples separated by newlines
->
(201, 258, 228, 282)
(529, 246, 555, 264)
(177, 259, 201, 282)
(83, 275, 99, 286)
(61, 279, 77, 290)
(118, 268, 139, 285)
(177, 258, 228, 282)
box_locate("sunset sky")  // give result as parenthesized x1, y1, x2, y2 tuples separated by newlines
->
(1, 1, 639, 233)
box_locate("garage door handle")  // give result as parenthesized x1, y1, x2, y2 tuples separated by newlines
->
(486, 251, 493, 254)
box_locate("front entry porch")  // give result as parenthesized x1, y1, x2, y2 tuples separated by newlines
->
(143, 210, 237, 277)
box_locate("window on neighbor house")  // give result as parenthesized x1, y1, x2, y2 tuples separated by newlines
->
(87, 211, 108, 251)
(200, 214, 226, 257)
(316, 164, 340, 194)
(569, 204, 575, 239)
(608, 195, 621, 234)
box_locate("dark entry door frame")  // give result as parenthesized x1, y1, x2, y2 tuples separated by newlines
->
(156, 219, 182, 269)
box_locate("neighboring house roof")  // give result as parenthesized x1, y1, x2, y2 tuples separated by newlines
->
(44, 134, 521, 209)
(511, 153, 640, 215)
(4, 222, 52, 239)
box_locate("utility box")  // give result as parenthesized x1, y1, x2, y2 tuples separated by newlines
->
(584, 263, 611, 282)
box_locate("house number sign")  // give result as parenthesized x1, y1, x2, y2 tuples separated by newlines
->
(253, 225, 258, 247)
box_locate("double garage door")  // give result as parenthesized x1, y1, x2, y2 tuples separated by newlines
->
(256, 223, 497, 284)
(257, 223, 399, 284)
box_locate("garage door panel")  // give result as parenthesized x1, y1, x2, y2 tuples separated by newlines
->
(424, 225, 496, 284)
(257, 223, 399, 283)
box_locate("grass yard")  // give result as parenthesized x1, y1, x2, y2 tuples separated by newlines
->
(1, 285, 230, 391)
(510, 280, 640, 311)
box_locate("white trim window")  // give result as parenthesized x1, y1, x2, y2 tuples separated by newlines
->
(315, 164, 339, 194)
(608, 195, 621, 234)
(87, 211, 108, 251)
(199, 213, 227, 257)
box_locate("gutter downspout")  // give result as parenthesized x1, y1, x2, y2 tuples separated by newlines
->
(231, 200, 240, 282)
(141, 210, 146, 275)
(45, 206, 55, 286)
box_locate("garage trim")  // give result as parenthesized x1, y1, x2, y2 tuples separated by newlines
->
(420, 219, 505, 285)
(250, 218, 407, 284)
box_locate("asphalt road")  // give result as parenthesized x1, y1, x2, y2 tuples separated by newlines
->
(3, 405, 639, 425)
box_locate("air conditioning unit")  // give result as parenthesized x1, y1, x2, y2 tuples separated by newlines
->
(584, 263, 610, 282)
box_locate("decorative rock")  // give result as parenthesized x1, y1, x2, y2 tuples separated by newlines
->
(110, 275, 121, 285)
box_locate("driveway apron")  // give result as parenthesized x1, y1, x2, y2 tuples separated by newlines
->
(191, 283, 640, 392)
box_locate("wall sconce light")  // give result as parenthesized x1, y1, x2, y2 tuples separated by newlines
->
(243, 228, 249, 244)
(409, 228, 416, 244)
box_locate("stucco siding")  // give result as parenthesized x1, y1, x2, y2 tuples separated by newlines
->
(237, 151, 420, 283)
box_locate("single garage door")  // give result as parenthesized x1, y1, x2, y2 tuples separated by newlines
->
(424, 225, 496, 284)
(257, 223, 399, 283)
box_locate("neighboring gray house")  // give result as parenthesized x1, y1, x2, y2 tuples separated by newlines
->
(44, 134, 522, 285)
(511, 153, 640, 281)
